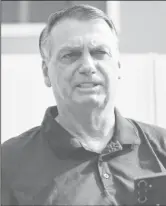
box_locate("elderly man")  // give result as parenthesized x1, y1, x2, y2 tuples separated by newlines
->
(2, 4, 166, 206)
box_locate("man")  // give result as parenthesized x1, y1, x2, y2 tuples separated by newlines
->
(2, 4, 166, 206)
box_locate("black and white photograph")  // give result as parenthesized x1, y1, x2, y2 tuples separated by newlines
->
(1, 1, 166, 205)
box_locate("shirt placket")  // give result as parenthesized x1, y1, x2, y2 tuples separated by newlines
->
(97, 155, 117, 204)
(97, 141, 124, 204)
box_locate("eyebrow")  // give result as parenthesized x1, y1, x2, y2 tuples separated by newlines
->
(57, 42, 111, 55)
(58, 45, 83, 53)
(89, 44, 110, 50)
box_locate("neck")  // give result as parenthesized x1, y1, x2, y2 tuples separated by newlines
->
(56, 103, 116, 152)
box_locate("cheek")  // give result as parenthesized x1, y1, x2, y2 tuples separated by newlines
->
(99, 60, 119, 86)
(49, 63, 73, 96)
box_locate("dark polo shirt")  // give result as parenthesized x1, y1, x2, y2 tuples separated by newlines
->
(2, 106, 166, 205)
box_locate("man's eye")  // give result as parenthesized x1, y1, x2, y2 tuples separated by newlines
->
(62, 53, 73, 59)
(92, 50, 111, 59)
(96, 50, 108, 54)
(60, 52, 81, 63)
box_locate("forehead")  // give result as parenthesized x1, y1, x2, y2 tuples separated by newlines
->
(50, 18, 118, 51)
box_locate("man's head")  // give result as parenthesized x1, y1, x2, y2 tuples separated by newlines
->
(39, 4, 121, 111)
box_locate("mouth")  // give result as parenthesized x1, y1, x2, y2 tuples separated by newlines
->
(75, 82, 103, 94)
(76, 83, 101, 88)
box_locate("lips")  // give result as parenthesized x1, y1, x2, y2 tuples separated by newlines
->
(77, 83, 99, 88)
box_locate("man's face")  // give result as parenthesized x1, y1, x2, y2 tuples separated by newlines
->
(45, 18, 120, 109)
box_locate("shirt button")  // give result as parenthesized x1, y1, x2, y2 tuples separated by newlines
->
(103, 173, 110, 179)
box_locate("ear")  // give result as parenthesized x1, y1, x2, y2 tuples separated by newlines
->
(118, 61, 121, 69)
(42, 61, 51, 87)
(118, 61, 121, 80)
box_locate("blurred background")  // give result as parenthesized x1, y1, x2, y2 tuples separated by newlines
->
(2, 1, 166, 143)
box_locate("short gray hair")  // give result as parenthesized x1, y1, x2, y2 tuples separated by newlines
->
(39, 4, 118, 62)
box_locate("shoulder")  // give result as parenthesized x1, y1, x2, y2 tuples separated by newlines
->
(130, 119, 166, 139)
(2, 126, 41, 172)
(128, 118, 166, 154)
(2, 126, 41, 151)
(1, 126, 43, 204)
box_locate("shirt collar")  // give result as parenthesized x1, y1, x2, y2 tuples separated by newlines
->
(41, 106, 140, 158)
(113, 109, 140, 145)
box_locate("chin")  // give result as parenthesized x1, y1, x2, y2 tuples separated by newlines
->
(72, 94, 106, 108)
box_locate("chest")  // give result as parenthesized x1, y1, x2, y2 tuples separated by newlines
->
(12, 144, 165, 205)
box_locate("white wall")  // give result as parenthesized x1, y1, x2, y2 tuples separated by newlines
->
(120, 1, 166, 53)
(2, 54, 55, 143)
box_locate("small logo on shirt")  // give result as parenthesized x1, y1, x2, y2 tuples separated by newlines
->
(107, 140, 123, 153)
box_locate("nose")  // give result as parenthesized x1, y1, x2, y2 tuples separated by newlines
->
(78, 54, 97, 75)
